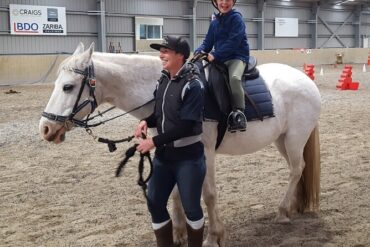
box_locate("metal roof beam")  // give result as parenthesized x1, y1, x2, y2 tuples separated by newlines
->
(191, 0, 198, 51)
(318, 11, 353, 48)
(257, 0, 266, 50)
(97, 0, 106, 52)
(354, 5, 362, 48)
(310, 2, 319, 49)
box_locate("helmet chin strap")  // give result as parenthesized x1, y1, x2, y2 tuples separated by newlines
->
(211, 0, 218, 9)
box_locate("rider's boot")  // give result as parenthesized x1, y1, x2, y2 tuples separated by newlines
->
(154, 220, 174, 247)
(228, 109, 247, 132)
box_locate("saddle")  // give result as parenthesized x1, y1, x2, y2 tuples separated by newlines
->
(195, 56, 274, 148)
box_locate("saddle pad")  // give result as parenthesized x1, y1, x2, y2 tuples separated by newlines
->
(243, 76, 274, 121)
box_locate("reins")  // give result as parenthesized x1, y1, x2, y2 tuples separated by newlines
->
(82, 98, 155, 128)
(83, 97, 154, 153)
(115, 135, 153, 200)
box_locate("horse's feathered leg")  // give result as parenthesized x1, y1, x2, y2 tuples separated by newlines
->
(199, 122, 226, 247)
(202, 149, 226, 247)
(276, 131, 308, 223)
(274, 135, 297, 223)
(172, 186, 187, 246)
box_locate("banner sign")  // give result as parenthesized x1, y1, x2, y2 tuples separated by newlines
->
(10, 4, 67, 35)
(275, 18, 298, 37)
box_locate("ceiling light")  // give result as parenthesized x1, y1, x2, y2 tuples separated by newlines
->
(336, 0, 355, 6)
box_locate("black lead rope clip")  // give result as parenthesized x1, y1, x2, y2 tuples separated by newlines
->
(108, 142, 117, 152)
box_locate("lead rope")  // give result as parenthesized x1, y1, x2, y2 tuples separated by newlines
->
(115, 134, 153, 200)
(85, 128, 153, 199)
(85, 127, 134, 152)
(98, 135, 135, 152)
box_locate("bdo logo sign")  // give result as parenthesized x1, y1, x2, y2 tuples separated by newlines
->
(13, 22, 39, 33)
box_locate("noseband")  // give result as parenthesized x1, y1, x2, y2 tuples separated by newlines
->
(42, 63, 98, 128)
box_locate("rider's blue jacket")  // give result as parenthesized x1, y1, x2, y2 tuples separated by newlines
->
(195, 9, 249, 63)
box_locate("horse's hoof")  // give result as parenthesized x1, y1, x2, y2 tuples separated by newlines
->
(275, 215, 291, 224)
(203, 235, 225, 247)
(173, 230, 187, 247)
(173, 242, 186, 247)
(203, 240, 218, 247)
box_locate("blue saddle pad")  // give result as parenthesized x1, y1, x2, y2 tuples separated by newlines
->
(198, 60, 275, 149)
(242, 76, 274, 121)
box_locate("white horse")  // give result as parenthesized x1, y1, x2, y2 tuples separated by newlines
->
(39, 43, 321, 247)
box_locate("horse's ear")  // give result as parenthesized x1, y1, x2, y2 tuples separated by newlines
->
(82, 42, 94, 62)
(73, 42, 84, 55)
(87, 42, 94, 58)
(78, 42, 94, 66)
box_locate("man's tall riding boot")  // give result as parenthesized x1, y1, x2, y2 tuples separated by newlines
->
(154, 221, 174, 247)
(186, 223, 204, 247)
(228, 109, 247, 132)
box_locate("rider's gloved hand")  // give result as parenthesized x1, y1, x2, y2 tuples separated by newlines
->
(207, 53, 215, 62)
(192, 51, 209, 63)
(193, 50, 201, 56)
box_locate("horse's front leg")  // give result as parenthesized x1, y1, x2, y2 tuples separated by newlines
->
(203, 149, 226, 247)
(172, 186, 187, 246)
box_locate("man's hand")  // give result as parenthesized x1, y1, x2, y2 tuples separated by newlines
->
(136, 138, 155, 154)
(135, 120, 148, 138)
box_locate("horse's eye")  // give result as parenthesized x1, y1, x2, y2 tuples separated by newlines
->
(63, 84, 74, 92)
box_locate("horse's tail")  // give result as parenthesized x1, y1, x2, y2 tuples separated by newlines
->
(300, 125, 320, 212)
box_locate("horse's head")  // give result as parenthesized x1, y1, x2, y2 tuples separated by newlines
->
(39, 42, 96, 143)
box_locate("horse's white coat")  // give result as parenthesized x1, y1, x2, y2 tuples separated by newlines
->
(40, 43, 321, 247)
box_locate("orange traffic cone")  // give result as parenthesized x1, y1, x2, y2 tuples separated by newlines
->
(336, 65, 359, 90)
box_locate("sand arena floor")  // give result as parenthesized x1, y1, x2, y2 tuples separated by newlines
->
(1, 64, 370, 247)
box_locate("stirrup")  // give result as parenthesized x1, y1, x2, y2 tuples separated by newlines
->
(227, 110, 247, 133)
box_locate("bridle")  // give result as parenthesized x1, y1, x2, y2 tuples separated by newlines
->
(42, 63, 98, 128)
(42, 63, 155, 130)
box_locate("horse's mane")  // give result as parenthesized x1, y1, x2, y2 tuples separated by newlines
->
(93, 52, 161, 71)
(57, 55, 76, 75)
(57, 52, 160, 75)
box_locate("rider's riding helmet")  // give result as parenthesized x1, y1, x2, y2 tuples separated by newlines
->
(211, 0, 237, 11)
